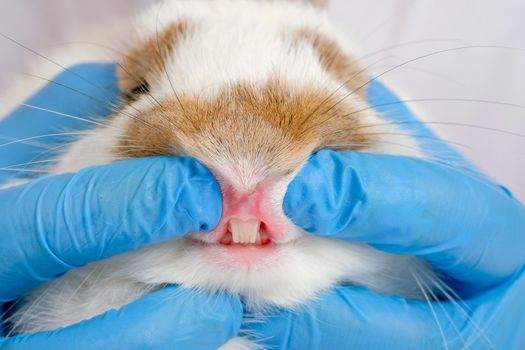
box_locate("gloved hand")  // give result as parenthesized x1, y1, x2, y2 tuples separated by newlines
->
(0, 63, 120, 182)
(245, 81, 525, 349)
(0, 64, 241, 349)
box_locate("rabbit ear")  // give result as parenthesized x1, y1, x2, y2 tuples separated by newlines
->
(116, 20, 190, 100)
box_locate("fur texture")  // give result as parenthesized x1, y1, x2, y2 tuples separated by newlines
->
(5, 1, 437, 348)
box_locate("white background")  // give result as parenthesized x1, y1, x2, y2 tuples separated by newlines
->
(0, 0, 523, 201)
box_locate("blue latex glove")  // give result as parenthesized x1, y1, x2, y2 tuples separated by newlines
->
(0, 64, 241, 349)
(245, 81, 525, 349)
(0, 63, 120, 182)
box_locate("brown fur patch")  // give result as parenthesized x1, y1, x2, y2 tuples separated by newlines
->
(117, 80, 371, 177)
(295, 29, 368, 98)
(117, 20, 190, 96)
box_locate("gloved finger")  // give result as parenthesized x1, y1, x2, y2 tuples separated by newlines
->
(1, 285, 242, 350)
(0, 156, 222, 301)
(284, 150, 525, 288)
(244, 286, 474, 350)
(0, 63, 119, 183)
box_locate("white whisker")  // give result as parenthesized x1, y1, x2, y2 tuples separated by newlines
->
(412, 269, 450, 350)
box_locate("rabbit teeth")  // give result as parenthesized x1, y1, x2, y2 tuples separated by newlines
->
(229, 218, 261, 244)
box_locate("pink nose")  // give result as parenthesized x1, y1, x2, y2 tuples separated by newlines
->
(223, 187, 263, 221)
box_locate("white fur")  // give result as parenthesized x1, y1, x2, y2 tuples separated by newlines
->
(5, 1, 434, 348)
(16, 236, 426, 322)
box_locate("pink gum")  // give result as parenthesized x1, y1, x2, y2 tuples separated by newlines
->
(212, 183, 288, 241)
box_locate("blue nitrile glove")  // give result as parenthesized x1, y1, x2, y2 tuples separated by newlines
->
(0, 64, 242, 349)
(245, 81, 525, 349)
(0, 63, 120, 182)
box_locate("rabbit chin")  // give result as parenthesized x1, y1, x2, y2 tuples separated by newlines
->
(96, 232, 431, 310)
(11, 230, 433, 336)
